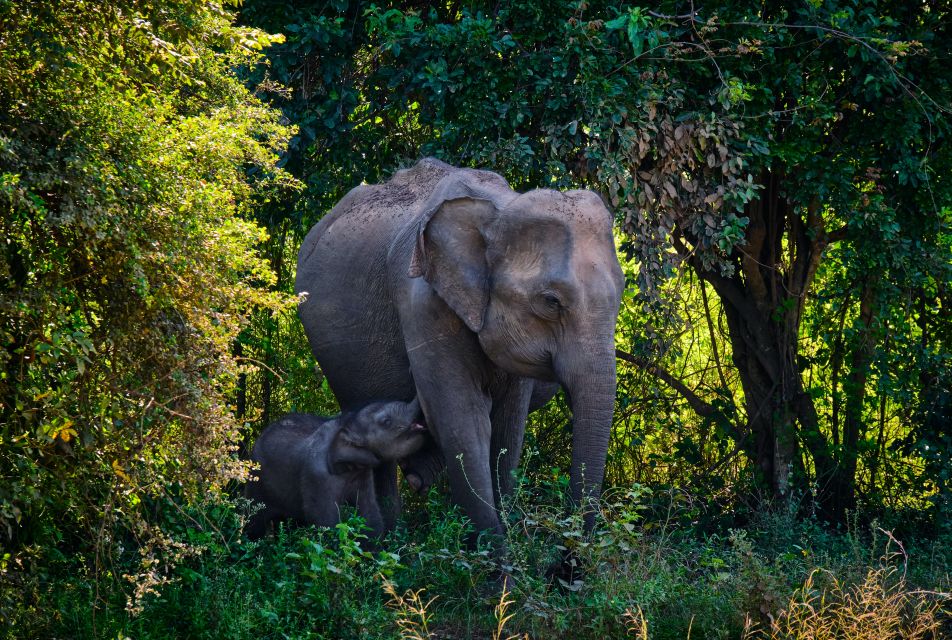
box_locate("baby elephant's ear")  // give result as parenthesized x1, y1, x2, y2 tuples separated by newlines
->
(329, 417, 382, 473)
(372, 406, 394, 426)
(329, 440, 380, 474)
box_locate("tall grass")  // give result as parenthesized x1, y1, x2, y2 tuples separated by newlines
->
(21, 481, 950, 640)
(745, 551, 948, 640)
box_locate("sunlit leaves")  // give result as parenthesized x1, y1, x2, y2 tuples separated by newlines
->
(0, 0, 294, 594)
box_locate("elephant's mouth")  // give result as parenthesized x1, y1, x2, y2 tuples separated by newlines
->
(480, 341, 557, 381)
(401, 416, 427, 435)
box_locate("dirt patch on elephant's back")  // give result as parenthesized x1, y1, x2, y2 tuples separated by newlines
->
(390, 157, 455, 198)
(369, 182, 418, 209)
(390, 157, 451, 184)
(333, 183, 420, 234)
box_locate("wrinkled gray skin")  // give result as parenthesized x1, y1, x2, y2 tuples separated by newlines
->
(296, 158, 624, 541)
(244, 398, 426, 540)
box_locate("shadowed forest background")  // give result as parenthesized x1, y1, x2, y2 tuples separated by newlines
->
(1, 1, 950, 638)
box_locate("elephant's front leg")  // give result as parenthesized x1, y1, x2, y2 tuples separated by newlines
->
(489, 375, 533, 506)
(400, 282, 502, 542)
(412, 365, 500, 539)
(432, 389, 499, 537)
(354, 477, 386, 544)
(300, 484, 348, 530)
(372, 460, 400, 532)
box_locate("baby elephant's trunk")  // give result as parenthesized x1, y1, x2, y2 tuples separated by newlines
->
(407, 396, 421, 421)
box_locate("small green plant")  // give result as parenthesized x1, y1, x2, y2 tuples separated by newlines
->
(284, 515, 404, 638)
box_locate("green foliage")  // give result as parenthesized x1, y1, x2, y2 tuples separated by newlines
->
(18, 483, 950, 639)
(0, 0, 294, 622)
(237, 0, 416, 223)
(36, 502, 380, 639)
(285, 516, 404, 638)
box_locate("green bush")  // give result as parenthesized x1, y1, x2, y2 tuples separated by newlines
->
(0, 0, 294, 627)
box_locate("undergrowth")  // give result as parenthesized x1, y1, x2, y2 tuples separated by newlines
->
(10, 479, 950, 640)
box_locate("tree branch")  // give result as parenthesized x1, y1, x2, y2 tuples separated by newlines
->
(741, 183, 769, 306)
(827, 225, 848, 243)
(615, 348, 716, 418)
(672, 232, 782, 384)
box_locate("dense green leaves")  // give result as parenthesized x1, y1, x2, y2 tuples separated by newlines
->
(0, 0, 293, 618)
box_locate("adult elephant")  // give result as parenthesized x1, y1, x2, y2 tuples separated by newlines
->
(295, 158, 623, 539)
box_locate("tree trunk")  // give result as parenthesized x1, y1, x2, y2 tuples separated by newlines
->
(678, 170, 840, 513)
(826, 283, 878, 519)
(716, 282, 801, 499)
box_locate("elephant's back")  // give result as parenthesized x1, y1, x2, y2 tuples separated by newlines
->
(252, 414, 324, 464)
(295, 159, 458, 408)
(250, 414, 329, 514)
(296, 159, 456, 287)
(298, 158, 456, 270)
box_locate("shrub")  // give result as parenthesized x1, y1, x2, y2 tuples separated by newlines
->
(0, 0, 294, 627)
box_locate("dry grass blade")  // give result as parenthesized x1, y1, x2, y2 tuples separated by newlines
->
(492, 582, 527, 640)
(624, 606, 649, 640)
(382, 576, 438, 640)
(758, 563, 948, 640)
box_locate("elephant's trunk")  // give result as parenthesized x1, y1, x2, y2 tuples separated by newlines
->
(558, 342, 617, 528)
(406, 395, 421, 419)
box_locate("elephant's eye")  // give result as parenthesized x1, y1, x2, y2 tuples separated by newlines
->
(533, 290, 566, 320)
(542, 293, 563, 310)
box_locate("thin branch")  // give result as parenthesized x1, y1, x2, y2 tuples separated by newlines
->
(615, 348, 715, 418)
(647, 10, 699, 21)
(234, 356, 285, 383)
(673, 232, 783, 384)
(700, 280, 730, 392)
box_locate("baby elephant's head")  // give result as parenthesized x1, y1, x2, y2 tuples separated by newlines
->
(353, 397, 426, 461)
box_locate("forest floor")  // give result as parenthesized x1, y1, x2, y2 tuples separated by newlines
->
(18, 482, 952, 640)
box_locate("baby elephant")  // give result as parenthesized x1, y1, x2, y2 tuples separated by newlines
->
(244, 398, 426, 540)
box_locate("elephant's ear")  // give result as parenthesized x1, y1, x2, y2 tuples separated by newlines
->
(329, 431, 381, 474)
(409, 196, 496, 332)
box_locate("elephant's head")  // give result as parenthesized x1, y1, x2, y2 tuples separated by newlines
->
(409, 175, 624, 508)
(334, 398, 427, 471)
